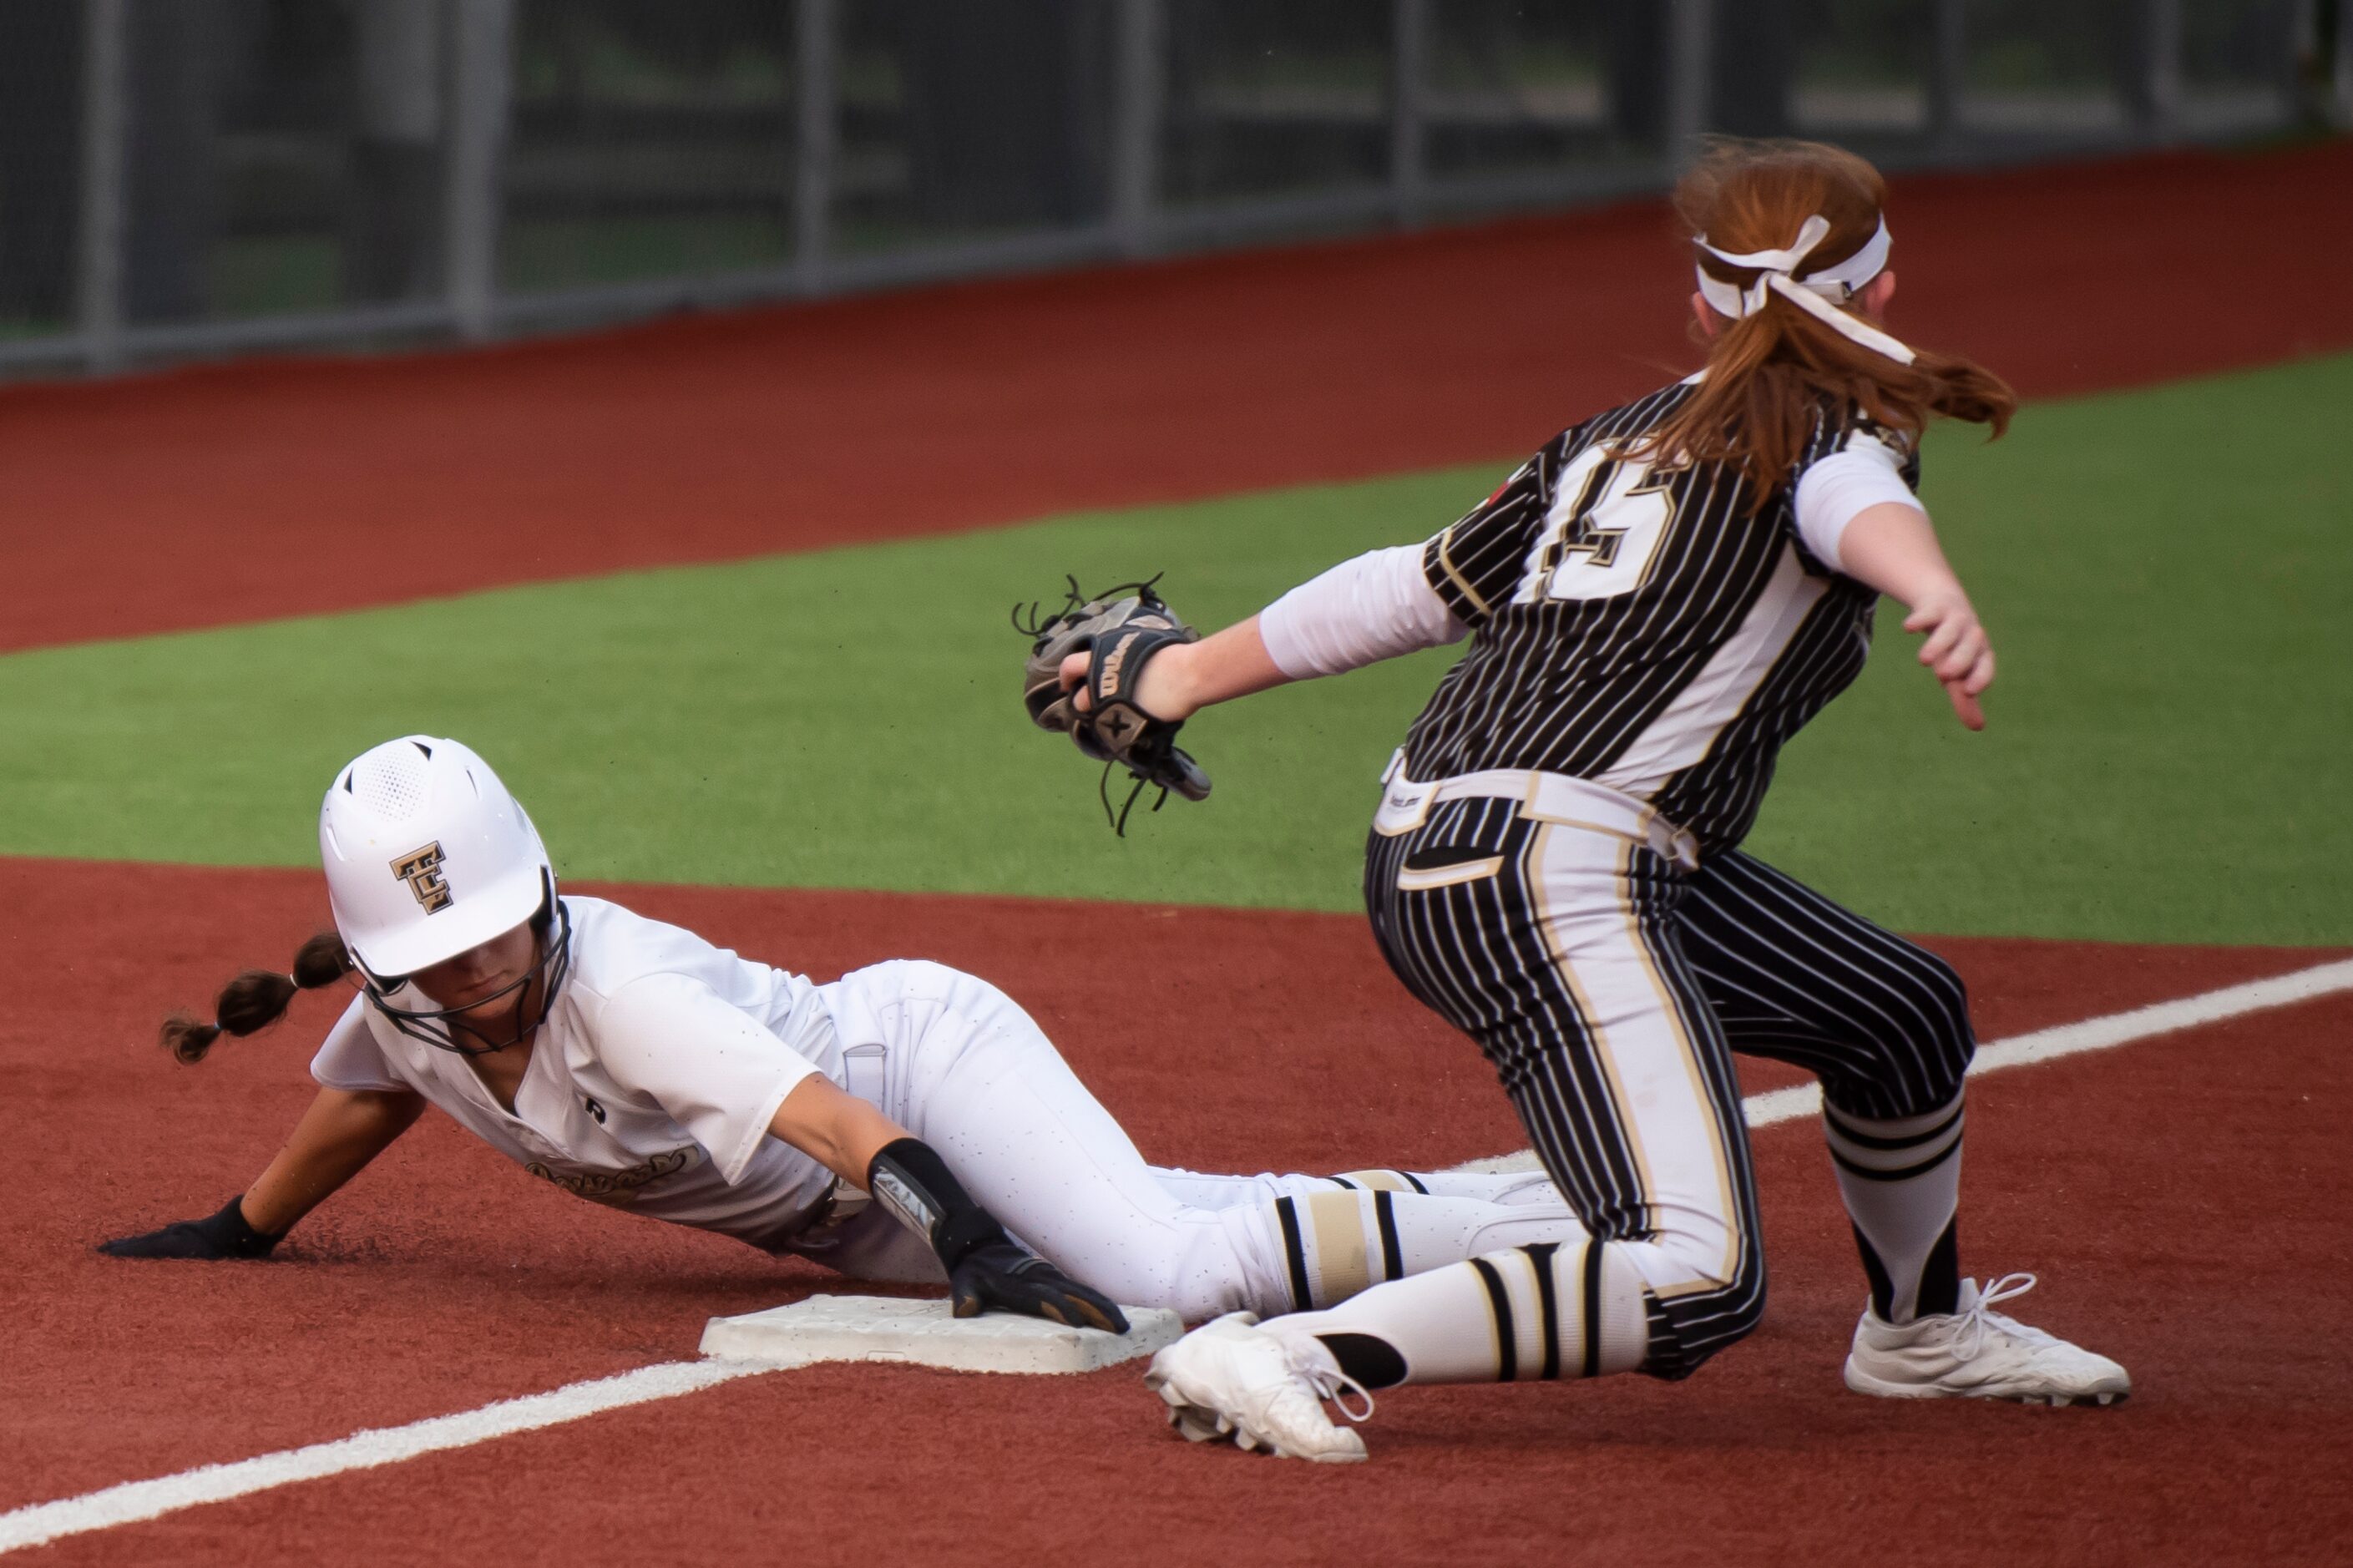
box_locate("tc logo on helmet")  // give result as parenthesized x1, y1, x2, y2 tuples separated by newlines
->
(391, 842, 453, 913)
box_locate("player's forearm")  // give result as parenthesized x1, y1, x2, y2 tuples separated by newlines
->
(1834, 501, 1969, 611)
(1141, 616, 1293, 719)
(241, 1086, 425, 1235)
(1839, 499, 1997, 731)
(768, 1072, 908, 1186)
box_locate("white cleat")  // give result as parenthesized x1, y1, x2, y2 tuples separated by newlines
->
(1844, 1274, 2132, 1407)
(1145, 1313, 1374, 1463)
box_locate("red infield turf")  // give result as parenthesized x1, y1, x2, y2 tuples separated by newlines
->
(2, 139, 2350, 655)
(3, 861, 2348, 1564)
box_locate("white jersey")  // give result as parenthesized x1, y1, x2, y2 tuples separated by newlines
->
(307, 897, 1587, 1319)
(311, 895, 843, 1250)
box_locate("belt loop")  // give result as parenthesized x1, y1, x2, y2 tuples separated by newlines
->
(842, 1042, 888, 1108)
(1650, 819, 1700, 873)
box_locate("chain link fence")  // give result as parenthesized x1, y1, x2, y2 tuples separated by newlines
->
(0, 0, 2343, 376)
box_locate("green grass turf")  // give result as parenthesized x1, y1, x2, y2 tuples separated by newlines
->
(2, 352, 2346, 945)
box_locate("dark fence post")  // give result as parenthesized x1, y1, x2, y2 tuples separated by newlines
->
(1393, 0, 1428, 225)
(76, 0, 127, 369)
(1111, 0, 1162, 257)
(444, 0, 510, 341)
(1928, 0, 1967, 149)
(1707, 0, 1794, 138)
(349, 0, 443, 304)
(2122, 0, 2182, 138)
(794, 0, 837, 293)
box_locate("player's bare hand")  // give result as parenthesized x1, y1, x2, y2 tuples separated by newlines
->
(949, 1241, 1131, 1334)
(1902, 592, 1995, 731)
(1056, 645, 1196, 721)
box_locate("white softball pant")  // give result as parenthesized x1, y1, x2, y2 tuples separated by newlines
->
(787, 959, 1586, 1321)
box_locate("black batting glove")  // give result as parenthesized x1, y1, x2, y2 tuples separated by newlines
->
(98, 1196, 283, 1260)
(868, 1137, 1131, 1335)
(951, 1242, 1131, 1334)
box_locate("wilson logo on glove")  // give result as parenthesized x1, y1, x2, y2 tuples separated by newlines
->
(1098, 631, 1140, 696)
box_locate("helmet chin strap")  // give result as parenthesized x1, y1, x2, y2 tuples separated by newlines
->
(438, 968, 544, 1058)
(364, 897, 574, 1058)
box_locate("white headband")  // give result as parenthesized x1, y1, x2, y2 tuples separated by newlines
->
(1693, 214, 1915, 366)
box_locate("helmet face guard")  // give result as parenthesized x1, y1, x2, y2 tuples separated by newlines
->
(362, 889, 573, 1059)
(321, 736, 569, 1056)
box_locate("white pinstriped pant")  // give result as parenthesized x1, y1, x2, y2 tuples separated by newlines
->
(1364, 775, 1974, 1375)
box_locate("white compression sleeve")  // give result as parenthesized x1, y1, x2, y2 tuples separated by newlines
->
(1791, 435, 1925, 574)
(1258, 544, 1467, 680)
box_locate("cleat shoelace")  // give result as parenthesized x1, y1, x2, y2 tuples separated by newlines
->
(1953, 1272, 2048, 1362)
(1284, 1345, 1376, 1424)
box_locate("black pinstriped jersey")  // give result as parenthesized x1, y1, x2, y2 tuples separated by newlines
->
(1404, 377, 1920, 854)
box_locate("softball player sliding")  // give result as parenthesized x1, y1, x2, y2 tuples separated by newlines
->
(104, 736, 1585, 1330)
(1066, 139, 2128, 1460)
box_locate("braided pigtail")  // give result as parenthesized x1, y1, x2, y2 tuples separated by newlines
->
(162, 930, 356, 1065)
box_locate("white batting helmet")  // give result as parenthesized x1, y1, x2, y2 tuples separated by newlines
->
(320, 736, 554, 984)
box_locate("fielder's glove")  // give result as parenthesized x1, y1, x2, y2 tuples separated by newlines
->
(1018, 576, 1211, 834)
(950, 1242, 1130, 1335)
(98, 1195, 283, 1260)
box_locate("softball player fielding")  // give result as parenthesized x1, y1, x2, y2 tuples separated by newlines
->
(104, 735, 1590, 1330)
(1058, 138, 2128, 1460)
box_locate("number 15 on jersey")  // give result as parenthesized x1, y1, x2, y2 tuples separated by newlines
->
(1519, 447, 1680, 604)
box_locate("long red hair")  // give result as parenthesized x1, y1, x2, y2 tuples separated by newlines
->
(1637, 138, 2015, 508)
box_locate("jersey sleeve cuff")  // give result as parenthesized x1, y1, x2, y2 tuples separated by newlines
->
(1792, 442, 1925, 574)
(311, 1070, 410, 1094)
(721, 1058, 822, 1186)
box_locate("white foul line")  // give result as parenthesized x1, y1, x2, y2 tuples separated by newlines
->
(1448, 958, 2353, 1171)
(1736, 954, 2353, 1131)
(0, 1360, 780, 1555)
(7, 958, 2350, 1555)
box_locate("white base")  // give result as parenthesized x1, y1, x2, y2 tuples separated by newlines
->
(699, 1293, 1184, 1374)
